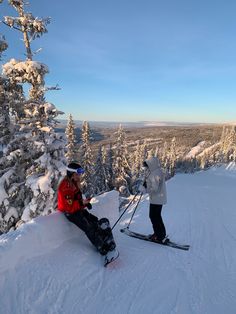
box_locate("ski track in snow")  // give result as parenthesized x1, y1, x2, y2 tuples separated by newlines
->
(1, 166, 236, 313)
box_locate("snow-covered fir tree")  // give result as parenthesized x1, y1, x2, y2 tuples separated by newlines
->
(103, 144, 114, 191)
(93, 145, 107, 195)
(167, 137, 177, 177)
(161, 141, 168, 169)
(140, 140, 148, 162)
(218, 125, 236, 163)
(225, 126, 236, 161)
(0, 0, 66, 231)
(0, 34, 10, 153)
(65, 114, 77, 162)
(130, 140, 147, 193)
(113, 124, 131, 194)
(80, 121, 94, 196)
(147, 147, 155, 159)
(219, 125, 228, 162)
(131, 141, 141, 181)
(0, 32, 26, 233)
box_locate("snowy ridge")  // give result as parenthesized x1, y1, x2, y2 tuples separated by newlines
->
(1, 167, 236, 314)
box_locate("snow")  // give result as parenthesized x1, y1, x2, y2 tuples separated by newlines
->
(2, 59, 49, 84)
(0, 169, 14, 205)
(184, 141, 206, 159)
(198, 142, 221, 157)
(1, 165, 236, 313)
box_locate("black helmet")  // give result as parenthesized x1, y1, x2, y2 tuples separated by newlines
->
(67, 162, 85, 177)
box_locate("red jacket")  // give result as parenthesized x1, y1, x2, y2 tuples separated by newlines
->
(58, 177, 85, 214)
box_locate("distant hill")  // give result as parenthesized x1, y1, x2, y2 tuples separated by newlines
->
(57, 119, 212, 129)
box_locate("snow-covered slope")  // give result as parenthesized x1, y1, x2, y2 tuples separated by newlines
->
(1, 165, 236, 314)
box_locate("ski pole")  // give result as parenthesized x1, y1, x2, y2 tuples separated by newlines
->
(111, 191, 140, 230)
(126, 192, 143, 229)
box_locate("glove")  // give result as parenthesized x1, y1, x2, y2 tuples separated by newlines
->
(86, 203, 92, 210)
(143, 181, 147, 188)
(74, 191, 82, 200)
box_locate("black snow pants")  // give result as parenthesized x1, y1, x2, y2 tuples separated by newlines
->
(65, 210, 115, 255)
(149, 204, 166, 241)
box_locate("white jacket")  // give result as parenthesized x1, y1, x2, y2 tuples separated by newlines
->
(142, 157, 167, 205)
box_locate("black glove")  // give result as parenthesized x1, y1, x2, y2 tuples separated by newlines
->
(74, 191, 82, 200)
(86, 203, 92, 210)
(143, 181, 147, 188)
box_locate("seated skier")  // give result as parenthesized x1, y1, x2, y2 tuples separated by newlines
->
(58, 162, 116, 255)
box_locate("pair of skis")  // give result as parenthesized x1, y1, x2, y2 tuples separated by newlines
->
(104, 228, 190, 266)
(120, 228, 190, 251)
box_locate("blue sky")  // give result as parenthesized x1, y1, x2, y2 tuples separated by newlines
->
(1, 0, 236, 123)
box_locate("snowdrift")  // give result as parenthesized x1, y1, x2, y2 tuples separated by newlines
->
(1, 167, 236, 314)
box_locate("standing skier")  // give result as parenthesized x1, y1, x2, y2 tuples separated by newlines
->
(139, 156, 169, 244)
(58, 162, 116, 256)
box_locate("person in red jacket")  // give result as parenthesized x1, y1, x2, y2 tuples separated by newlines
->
(58, 162, 116, 255)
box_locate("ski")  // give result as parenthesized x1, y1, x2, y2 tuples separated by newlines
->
(104, 248, 119, 267)
(120, 228, 190, 251)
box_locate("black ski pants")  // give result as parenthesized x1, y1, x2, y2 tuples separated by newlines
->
(149, 204, 166, 241)
(65, 210, 112, 255)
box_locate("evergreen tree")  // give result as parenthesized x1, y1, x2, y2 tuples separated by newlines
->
(0, 34, 10, 153)
(1, 0, 66, 229)
(226, 126, 236, 161)
(93, 145, 106, 195)
(140, 139, 148, 162)
(103, 143, 114, 191)
(147, 147, 155, 159)
(131, 140, 146, 193)
(80, 121, 94, 196)
(161, 141, 169, 170)
(130, 141, 141, 193)
(219, 125, 236, 163)
(0, 32, 26, 233)
(113, 124, 131, 193)
(65, 113, 77, 162)
(168, 137, 177, 177)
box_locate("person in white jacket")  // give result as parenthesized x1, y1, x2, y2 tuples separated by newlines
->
(140, 156, 169, 244)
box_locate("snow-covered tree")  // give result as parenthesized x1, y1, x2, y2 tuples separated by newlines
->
(80, 121, 94, 196)
(226, 126, 236, 161)
(140, 140, 148, 162)
(113, 124, 131, 193)
(103, 144, 114, 191)
(219, 125, 228, 162)
(65, 114, 77, 162)
(147, 147, 155, 159)
(0, 34, 10, 153)
(0, 0, 66, 231)
(131, 141, 141, 178)
(167, 137, 177, 177)
(0, 33, 26, 233)
(161, 141, 168, 169)
(219, 125, 236, 163)
(93, 145, 107, 195)
(130, 140, 146, 193)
